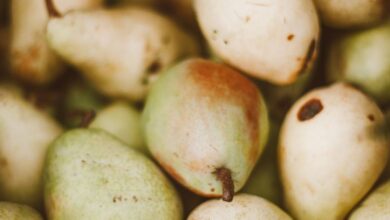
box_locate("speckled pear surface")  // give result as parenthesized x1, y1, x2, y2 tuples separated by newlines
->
(143, 59, 269, 200)
(44, 129, 182, 220)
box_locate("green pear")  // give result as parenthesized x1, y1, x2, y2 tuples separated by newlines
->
(46, 6, 199, 101)
(326, 22, 390, 104)
(0, 202, 43, 220)
(44, 129, 182, 220)
(90, 101, 146, 153)
(312, 0, 386, 29)
(143, 59, 269, 201)
(61, 77, 105, 127)
(10, 0, 103, 85)
(187, 194, 292, 220)
(194, 0, 319, 85)
(349, 180, 390, 220)
(0, 87, 63, 208)
(241, 121, 283, 206)
(279, 83, 389, 220)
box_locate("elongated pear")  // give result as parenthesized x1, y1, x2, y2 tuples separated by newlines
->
(90, 101, 146, 153)
(349, 180, 390, 220)
(10, 0, 102, 85)
(47, 7, 199, 101)
(143, 59, 269, 201)
(279, 83, 389, 220)
(194, 0, 319, 85)
(313, 0, 386, 29)
(0, 202, 43, 220)
(44, 129, 182, 220)
(326, 22, 390, 104)
(188, 194, 292, 220)
(0, 87, 62, 208)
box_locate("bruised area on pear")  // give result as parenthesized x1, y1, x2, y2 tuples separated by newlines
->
(143, 59, 269, 202)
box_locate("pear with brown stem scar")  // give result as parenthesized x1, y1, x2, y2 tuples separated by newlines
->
(142, 59, 269, 202)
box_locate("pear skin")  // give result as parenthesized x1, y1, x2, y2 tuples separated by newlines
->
(143, 59, 269, 201)
(0, 87, 62, 208)
(279, 83, 389, 220)
(10, 0, 103, 85)
(188, 194, 292, 220)
(44, 129, 182, 220)
(0, 202, 43, 220)
(46, 7, 199, 101)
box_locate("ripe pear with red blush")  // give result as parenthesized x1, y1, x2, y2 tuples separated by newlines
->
(142, 59, 269, 201)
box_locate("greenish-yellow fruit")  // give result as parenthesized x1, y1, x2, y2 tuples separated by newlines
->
(349, 180, 390, 220)
(0, 202, 43, 220)
(241, 121, 282, 206)
(47, 7, 199, 101)
(187, 194, 292, 220)
(313, 0, 386, 29)
(44, 129, 182, 220)
(327, 22, 390, 104)
(10, 0, 103, 85)
(0, 87, 62, 208)
(279, 83, 389, 220)
(143, 59, 269, 201)
(90, 101, 146, 153)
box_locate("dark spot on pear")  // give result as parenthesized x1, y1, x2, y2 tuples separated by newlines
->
(367, 114, 375, 122)
(287, 34, 294, 41)
(298, 98, 323, 121)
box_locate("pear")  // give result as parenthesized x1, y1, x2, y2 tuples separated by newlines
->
(10, 0, 103, 85)
(349, 180, 390, 219)
(326, 22, 390, 104)
(0, 202, 43, 220)
(143, 59, 269, 201)
(44, 129, 182, 220)
(242, 121, 283, 206)
(187, 193, 292, 220)
(312, 0, 386, 29)
(0, 87, 63, 208)
(279, 83, 389, 220)
(61, 77, 105, 128)
(46, 6, 199, 101)
(90, 101, 146, 153)
(194, 0, 319, 85)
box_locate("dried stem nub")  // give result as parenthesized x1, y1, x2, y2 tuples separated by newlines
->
(45, 0, 61, 18)
(215, 167, 234, 202)
(68, 110, 96, 128)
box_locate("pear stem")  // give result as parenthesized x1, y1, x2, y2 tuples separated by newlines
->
(68, 110, 96, 128)
(45, 0, 62, 18)
(215, 167, 234, 202)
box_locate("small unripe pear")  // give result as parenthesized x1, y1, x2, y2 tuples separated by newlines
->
(0, 87, 62, 208)
(46, 7, 199, 101)
(194, 0, 319, 85)
(326, 22, 390, 104)
(188, 194, 292, 220)
(349, 180, 390, 220)
(279, 83, 389, 220)
(10, 0, 103, 85)
(313, 0, 387, 29)
(143, 59, 269, 201)
(0, 202, 43, 220)
(44, 129, 182, 220)
(242, 121, 283, 205)
(90, 101, 146, 153)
